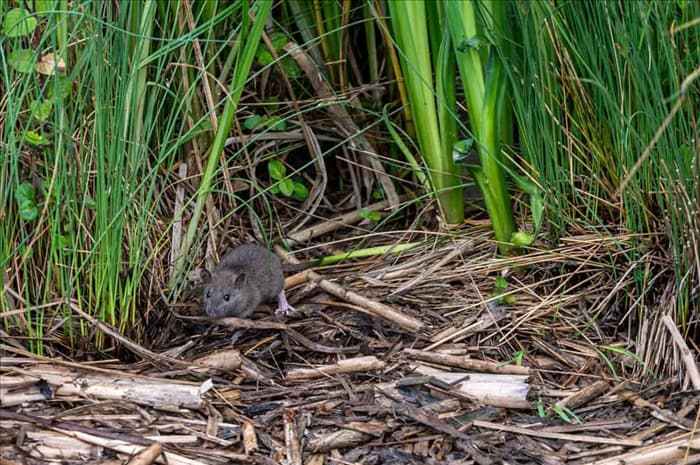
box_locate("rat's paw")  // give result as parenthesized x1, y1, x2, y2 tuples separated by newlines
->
(275, 290, 296, 316)
(275, 302, 296, 316)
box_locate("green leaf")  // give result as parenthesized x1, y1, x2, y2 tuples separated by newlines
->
(492, 277, 516, 305)
(8, 49, 36, 73)
(452, 138, 474, 163)
(257, 32, 288, 65)
(256, 48, 273, 66)
(359, 208, 382, 222)
(31, 99, 53, 122)
(46, 76, 73, 99)
(494, 277, 508, 292)
(531, 193, 544, 236)
(512, 174, 539, 196)
(596, 349, 619, 379)
(19, 199, 39, 221)
(292, 181, 309, 200)
(281, 59, 301, 78)
(243, 115, 263, 130)
(511, 350, 525, 366)
(601, 345, 645, 367)
(25, 130, 50, 146)
(15, 183, 36, 203)
(256, 33, 297, 77)
(511, 231, 534, 246)
(245, 115, 287, 132)
(269, 183, 280, 194)
(84, 196, 96, 209)
(552, 404, 572, 423)
(266, 116, 287, 131)
(279, 178, 294, 197)
(552, 405, 581, 424)
(35, 0, 58, 14)
(4, 8, 37, 38)
(270, 32, 287, 50)
(263, 96, 281, 108)
(268, 159, 286, 180)
(537, 397, 547, 419)
(257, 33, 284, 65)
(56, 234, 70, 249)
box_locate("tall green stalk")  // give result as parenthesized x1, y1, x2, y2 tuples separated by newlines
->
(387, 0, 464, 226)
(444, 0, 516, 250)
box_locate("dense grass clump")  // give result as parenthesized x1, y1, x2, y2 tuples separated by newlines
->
(508, 1, 698, 333)
(1, 1, 270, 351)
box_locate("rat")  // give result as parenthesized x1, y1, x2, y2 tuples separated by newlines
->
(200, 244, 299, 319)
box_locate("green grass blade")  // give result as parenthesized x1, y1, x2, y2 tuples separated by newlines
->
(176, 0, 272, 280)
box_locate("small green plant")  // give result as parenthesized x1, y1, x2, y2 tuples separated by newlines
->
(511, 175, 544, 244)
(7, 48, 35, 72)
(243, 114, 287, 132)
(492, 276, 517, 305)
(255, 31, 301, 78)
(14, 183, 40, 222)
(30, 99, 53, 121)
(4, 6, 63, 151)
(499, 349, 526, 367)
(536, 396, 547, 419)
(510, 350, 525, 366)
(359, 208, 382, 222)
(452, 138, 474, 163)
(267, 159, 309, 200)
(600, 345, 644, 366)
(537, 397, 581, 424)
(551, 404, 581, 424)
(597, 345, 649, 379)
(4, 7, 37, 39)
(24, 131, 50, 146)
(595, 349, 619, 380)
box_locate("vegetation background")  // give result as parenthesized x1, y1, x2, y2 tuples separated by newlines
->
(1, 0, 698, 379)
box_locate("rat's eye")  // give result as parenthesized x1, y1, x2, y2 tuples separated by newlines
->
(223, 294, 230, 301)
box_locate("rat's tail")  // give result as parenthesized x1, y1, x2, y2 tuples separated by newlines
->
(281, 260, 320, 273)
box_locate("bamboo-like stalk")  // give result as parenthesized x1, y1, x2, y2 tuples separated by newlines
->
(444, 0, 515, 252)
(387, 0, 464, 226)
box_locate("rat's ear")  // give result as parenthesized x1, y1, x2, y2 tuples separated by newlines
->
(233, 273, 246, 286)
(200, 269, 212, 283)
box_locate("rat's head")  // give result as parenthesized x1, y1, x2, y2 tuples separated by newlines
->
(200, 269, 253, 318)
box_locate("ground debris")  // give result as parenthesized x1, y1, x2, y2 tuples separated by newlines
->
(2, 234, 698, 464)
